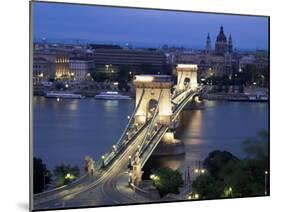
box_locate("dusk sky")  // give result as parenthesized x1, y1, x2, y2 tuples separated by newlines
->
(33, 2, 269, 50)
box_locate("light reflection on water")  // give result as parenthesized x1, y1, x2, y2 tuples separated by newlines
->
(104, 100, 119, 112)
(143, 100, 268, 179)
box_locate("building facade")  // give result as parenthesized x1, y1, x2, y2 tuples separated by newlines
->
(55, 55, 71, 81)
(92, 48, 167, 73)
(33, 57, 55, 84)
(69, 58, 95, 82)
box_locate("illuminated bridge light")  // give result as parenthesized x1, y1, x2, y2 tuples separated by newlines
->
(176, 64, 198, 69)
(134, 75, 172, 83)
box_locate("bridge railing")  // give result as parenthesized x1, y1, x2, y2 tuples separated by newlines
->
(137, 89, 163, 154)
(95, 121, 149, 170)
(172, 87, 203, 120)
(115, 88, 145, 149)
(140, 126, 168, 168)
(95, 89, 146, 170)
(139, 86, 204, 168)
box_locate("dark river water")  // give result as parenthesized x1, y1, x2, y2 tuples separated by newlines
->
(33, 96, 268, 177)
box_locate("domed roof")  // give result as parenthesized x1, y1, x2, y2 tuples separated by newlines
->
(216, 26, 227, 42)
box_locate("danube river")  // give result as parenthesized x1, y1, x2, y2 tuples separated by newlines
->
(33, 96, 268, 176)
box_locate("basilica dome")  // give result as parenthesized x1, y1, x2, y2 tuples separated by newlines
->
(216, 26, 227, 42)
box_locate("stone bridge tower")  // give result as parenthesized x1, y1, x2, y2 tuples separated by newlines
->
(133, 75, 173, 125)
(176, 64, 198, 92)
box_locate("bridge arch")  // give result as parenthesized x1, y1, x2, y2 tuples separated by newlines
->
(133, 75, 173, 125)
(183, 77, 191, 87)
(176, 64, 198, 92)
(146, 98, 158, 119)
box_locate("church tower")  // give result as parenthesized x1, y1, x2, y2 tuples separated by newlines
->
(215, 26, 228, 56)
(205, 33, 211, 54)
(228, 34, 233, 53)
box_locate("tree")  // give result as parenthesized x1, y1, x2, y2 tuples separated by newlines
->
(203, 150, 239, 178)
(151, 167, 184, 197)
(192, 131, 269, 199)
(118, 80, 130, 92)
(192, 175, 223, 199)
(33, 157, 52, 194)
(118, 65, 131, 81)
(93, 72, 107, 82)
(55, 82, 65, 91)
(242, 130, 269, 160)
(117, 65, 131, 91)
(222, 159, 266, 197)
(53, 164, 80, 187)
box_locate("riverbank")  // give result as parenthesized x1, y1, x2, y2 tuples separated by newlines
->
(33, 88, 134, 98)
(202, 93, 268, 102)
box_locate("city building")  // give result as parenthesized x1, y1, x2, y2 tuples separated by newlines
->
(92, 48, 167, 73)
(33, 57, 55, 84)
(55, 54, 71, 80)
(69, 57, 95, 82)
(177, 26, 236, 78)
(205, 33, 211, 54)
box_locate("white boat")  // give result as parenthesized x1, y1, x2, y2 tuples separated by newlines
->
(95, 91, 131, 100)
(45, 92, 84, 99)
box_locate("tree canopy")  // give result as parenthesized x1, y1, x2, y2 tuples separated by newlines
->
(53, 164, 80, 187)
(151, 167, 184, 197)
(33, 157, 52, 194)
(192, 131, 269, 199)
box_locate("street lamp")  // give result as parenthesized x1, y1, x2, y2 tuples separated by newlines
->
(150, 174, 156, 180)
(112, 145, 117, 152)
(265, 170, 268, 195)
(128, 172, 132, 185)
(229, 187, 233, 197)
(101, 155, 105, 167)
(65, 173, 71, 179)
(43, 172, 48, 191)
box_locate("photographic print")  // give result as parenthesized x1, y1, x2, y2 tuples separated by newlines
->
(30, 1, 269, 211)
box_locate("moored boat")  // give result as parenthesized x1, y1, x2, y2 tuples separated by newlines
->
(45, 92, 84, 99)
(94, 91, 131, 100)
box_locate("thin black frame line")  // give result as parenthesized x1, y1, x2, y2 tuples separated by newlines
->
(29, 1, 34, 211)
(31, 0, 269, 18)
(29, 0, 270, 211)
